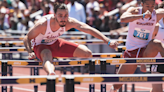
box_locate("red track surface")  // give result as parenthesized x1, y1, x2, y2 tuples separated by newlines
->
(0, 67, 164, 92)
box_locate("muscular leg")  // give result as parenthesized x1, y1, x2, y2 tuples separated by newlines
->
(40, 49, 55, 75)
(152, 84, 163, 92)
(113, 65, 137, 90)
(143, 39, 164, 57)
(143, 40, 164, 92)
(140, 39, 164, 73)
(151, 72, 163, 92)
(73, 45, 92, 58)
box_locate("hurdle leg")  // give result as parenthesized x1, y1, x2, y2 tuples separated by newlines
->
(9, 65, 13, 92)
(119, 86, 122, 92)
(63, 67, 67, 92)
(89, 60, 95, 92)
(65, 77, 74, 92)
(34, 67, 39, 92)
(131, 84, 135, 92)
(9, 43, 13, 92)
(2, 43, 6, 60)
(46, 77, 56, 92)
(71, 66, 74, 74)
(2, 43, 8, 92)
(1, 61, 8, 92)
(124, 84, 127, 92)
(81, 66, 85, 74)
(100, 60, 106, 92)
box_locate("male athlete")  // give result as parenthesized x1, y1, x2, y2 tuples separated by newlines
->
(110, 0, 164, 91)
(23, 3, 118, 75)
(149, 2, 164, 92)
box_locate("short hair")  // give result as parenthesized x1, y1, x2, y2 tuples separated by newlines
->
(53, 2, 68, 13)
(141, 0, 155, 3)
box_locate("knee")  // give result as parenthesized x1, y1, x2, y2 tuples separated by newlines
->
(83, 50, 92, 58)
(40, 49, 52, 57)
(149, 39, 162, 50)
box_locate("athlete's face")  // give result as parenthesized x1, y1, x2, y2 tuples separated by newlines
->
(142, 0, 155, 13)
(55, 9, 68, 27)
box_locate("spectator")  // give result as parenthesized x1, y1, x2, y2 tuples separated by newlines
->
(17, 9, 34, 31)
(41, 0, 50, 15)
(9, 9, 18, 30)
(86, 0, 99, 18)
(49, 0, 55, 14)
(99, 3, 108, 18)
(34, 15, 41, 24)
(15, 0, 26, 11)
(0, 7, 10, 30)
(67, 0, 86, 23)
(100, 16, 110, 32)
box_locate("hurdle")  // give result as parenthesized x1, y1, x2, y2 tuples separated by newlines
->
(62, 74, 164, 92)
(0, 75, 58, 92)
(0, 47, 123, 57)
(1, 57, 163, 67)
(0, 50, 122, 91)
(60, 58, 164, 92)
(1, 30, 128, 36)
(1, 58, 164, 92)
(0, 35, 86, 40)
(0, 39, 126, 46)
(116, 46, 126, 52)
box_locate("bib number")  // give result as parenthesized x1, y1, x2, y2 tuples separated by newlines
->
(133, 28, 150, 40)
(41, 39, 56, 43)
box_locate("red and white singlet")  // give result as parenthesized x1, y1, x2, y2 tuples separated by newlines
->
(32, 14, 66, 46)
(126, 7, 157, 51)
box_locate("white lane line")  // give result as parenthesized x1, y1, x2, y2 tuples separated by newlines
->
(56, 84, 100, 92)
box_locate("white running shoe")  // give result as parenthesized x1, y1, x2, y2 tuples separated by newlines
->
(109, 86, 117, 92)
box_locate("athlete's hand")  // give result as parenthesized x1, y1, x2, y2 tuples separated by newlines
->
(28, 52, 36, 60)
(144, 10, 151, 18)
(108, 40, 119, 49)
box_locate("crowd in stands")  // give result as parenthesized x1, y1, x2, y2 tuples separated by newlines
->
(0, 0, 162, 34)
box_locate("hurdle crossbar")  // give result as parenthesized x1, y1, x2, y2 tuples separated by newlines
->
(0, 75, 58, 85)
(115, 46, 126, 52)
(62, 74, 164, 84)
(0, 59, 94, 67)
(98, 58, 164, 65)
(0, 35, 86, 40)
(1, 30, 128, 36)
(1, 58, 164, 67)
(0, 47, 122, 57)
(0, 39, 126, 46)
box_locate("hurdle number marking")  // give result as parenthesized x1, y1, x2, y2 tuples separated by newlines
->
(30, 78, 35, 83)
(119, 77, 147, 82)
(53, 62, 59, 65)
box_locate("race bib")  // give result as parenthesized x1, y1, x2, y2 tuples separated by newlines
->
(41, 38, 56, 43)
(133, 28, 150, 40)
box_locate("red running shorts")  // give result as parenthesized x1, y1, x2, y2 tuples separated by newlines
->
(33, 38, 79, 61)
(123, 47, 146, 58)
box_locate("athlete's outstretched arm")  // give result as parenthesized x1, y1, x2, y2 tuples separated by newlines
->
(23, 20, 45, 59)
(120, 7, 151, 23)
(156, 8, 164, 22)
(69, 18, 118, 49)
(152, 23, 159, 39)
